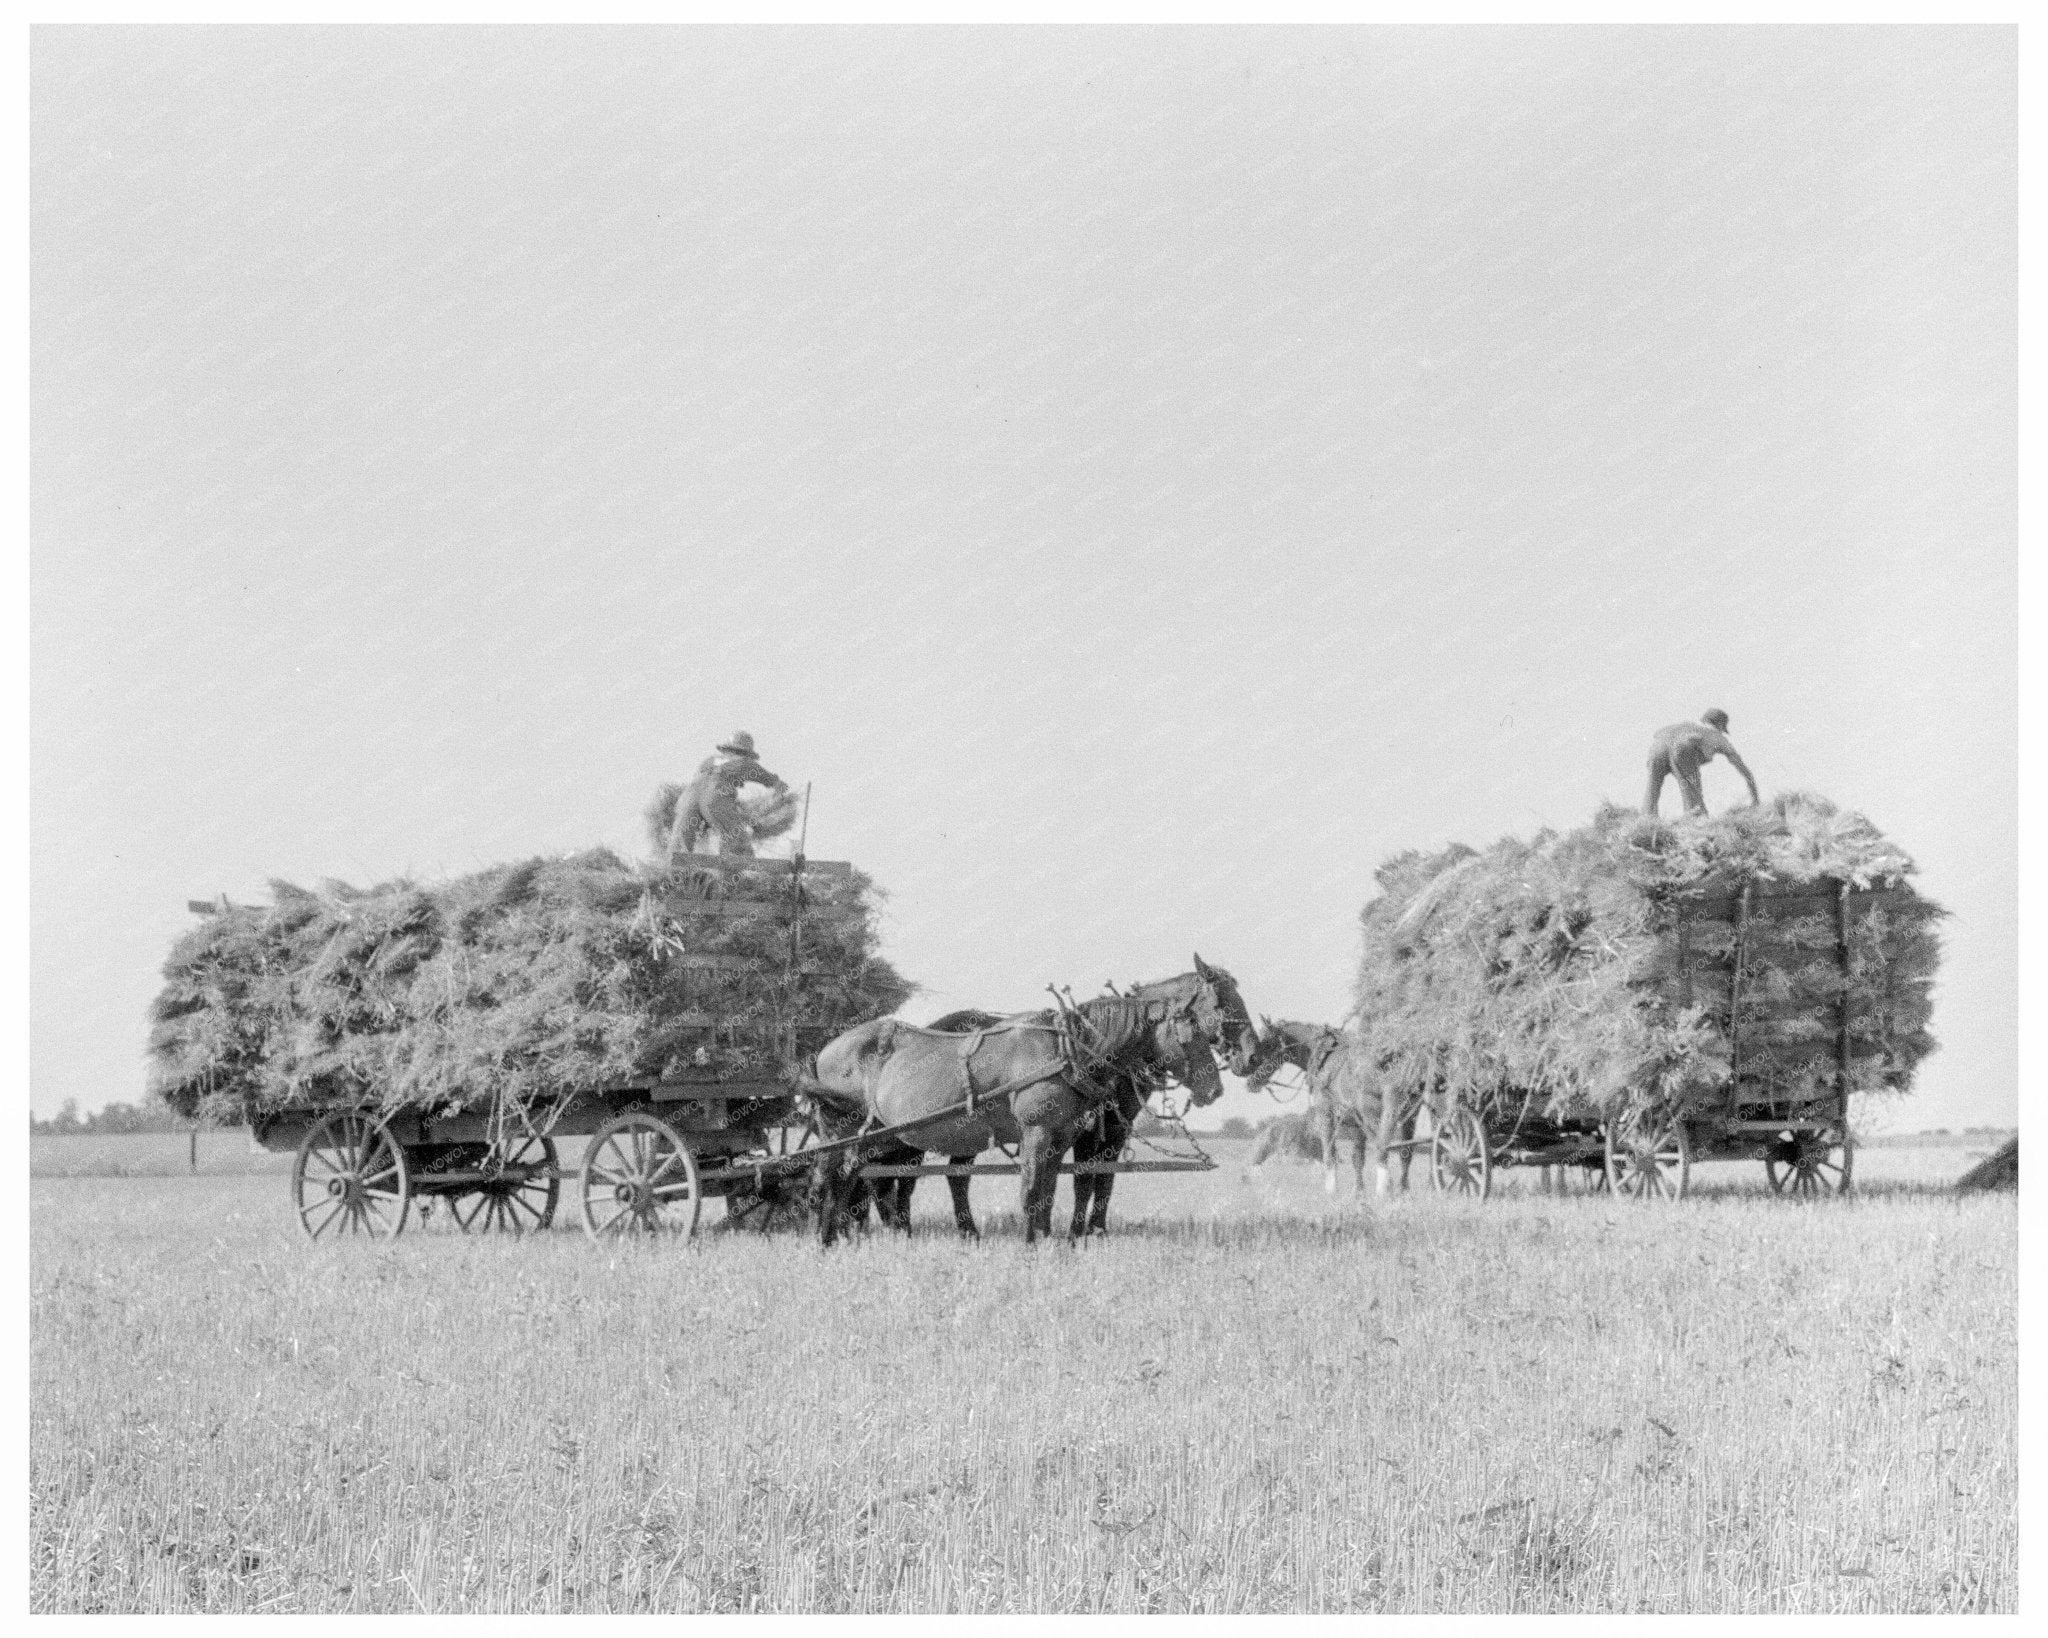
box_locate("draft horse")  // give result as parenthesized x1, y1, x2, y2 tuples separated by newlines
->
(806, 957, 1255, 1244)
(1244, 1018, 1418, 1197)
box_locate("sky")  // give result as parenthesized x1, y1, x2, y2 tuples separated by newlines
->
(31, 26, 2015, 1132)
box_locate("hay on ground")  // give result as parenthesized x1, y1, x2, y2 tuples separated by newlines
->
(1956, 1137, 2017, 1192)
(1351, 793, 1943, 1124)
(1248, 1111, 1327, 1164)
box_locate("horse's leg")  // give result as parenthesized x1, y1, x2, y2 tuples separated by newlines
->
(1084, 1105, 1132, 1236)
(1087, 1152, 1118, 1237)
(945, 1159, 978, 1238)
(1317, 1096, 1340, 1196)
(1068, 1124, 1096, 1240)
(877, 1145, 918, 1233)
(1374, 1092, 1399, 1198)
(1018, 1125, 1060, 1245)
(810, 1149, 849, 1247)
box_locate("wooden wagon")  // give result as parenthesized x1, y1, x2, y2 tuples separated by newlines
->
(1397, 876, 1892, 1201)
(251, 855, 1213, 1240)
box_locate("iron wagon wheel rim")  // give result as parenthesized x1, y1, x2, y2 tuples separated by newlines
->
(292, 1110, 412, 1241)
(1604, 1112, 1691, 1201)
(580, 1111, 703, 1241)
(453, 1134, 561, 1234)
(1429, 1105, 1492, 1198)
(1764, 1125, 1853, 1198)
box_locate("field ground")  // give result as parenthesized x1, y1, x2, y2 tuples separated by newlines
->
(31, 1137, 2014, 1612)
(27, 1125, 2015, 1187)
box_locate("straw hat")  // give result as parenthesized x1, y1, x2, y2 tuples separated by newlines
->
(717, 731, 758, 757)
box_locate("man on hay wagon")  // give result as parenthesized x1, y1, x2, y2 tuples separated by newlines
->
(1644, 708, 1760, 818)
(664, 731, 798, 860)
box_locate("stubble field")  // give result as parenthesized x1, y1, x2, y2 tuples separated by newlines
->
(30, 1137, 2015, 1613)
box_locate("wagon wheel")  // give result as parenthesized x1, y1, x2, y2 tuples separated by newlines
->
(292, 1110, 412, 1240)
(452, 1134, 560, 1234)
(1604, 1111, 1691, 1200)
(1764, 1125, 1853, 1197)
(581, 1111, 703, 1240)
(1428, 1105, 1492, 1198)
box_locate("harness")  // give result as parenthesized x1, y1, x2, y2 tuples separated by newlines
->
(1304, 1027, 1345, 1082)
(815, 981, 1219, 1138)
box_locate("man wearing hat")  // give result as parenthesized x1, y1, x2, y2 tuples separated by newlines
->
(1644, 708, 1760, 818)
(668, 731, 789, 858)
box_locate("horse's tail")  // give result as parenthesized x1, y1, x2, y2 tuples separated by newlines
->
(795, 1080, 868, 1128)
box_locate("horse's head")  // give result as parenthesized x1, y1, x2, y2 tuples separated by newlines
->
(1240, 1015, 1296, 1094)
(1189, 954, 1260, 1078)
(1159, 1020, 1225, 1107)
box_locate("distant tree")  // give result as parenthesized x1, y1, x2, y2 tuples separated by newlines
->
(30, 1097, 188, 1136)
(1217, 1116, 1254, 1140)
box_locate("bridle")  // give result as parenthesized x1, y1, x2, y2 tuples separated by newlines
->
(1131, 971, 1254, 1081)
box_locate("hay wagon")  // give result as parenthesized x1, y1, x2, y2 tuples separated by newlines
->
(251, 855, 1215, 1241)
(1405, 877, 1902, 1202)
(252, 854, 866, 1241)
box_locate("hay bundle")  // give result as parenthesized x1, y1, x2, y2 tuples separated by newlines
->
(1248, 1111, 1327, 1164)
(643, 782, 801, 856)
(1351, 793, 1943, 1123)
(149, 848, 913, 1127)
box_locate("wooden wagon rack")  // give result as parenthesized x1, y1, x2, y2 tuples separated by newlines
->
(1402, 874, 1896, 1202)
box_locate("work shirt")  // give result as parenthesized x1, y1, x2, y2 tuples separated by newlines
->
(699, 752, 784, 796)
(1648, 722, 1736, 766)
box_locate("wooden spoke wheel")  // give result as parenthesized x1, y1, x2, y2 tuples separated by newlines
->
(581, 1111, 703, 1240)
(1764, 1126, 1853, 1197)
(293, 1111, 412, 1240)
(1604, 1112, 1691, 1200)
(452, 1134, 560, 1234)
(1428, 1105, 1492, 1198)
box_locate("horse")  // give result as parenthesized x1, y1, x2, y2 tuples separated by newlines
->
(806, 957, 1255, 1244)
(1244, 1018, 1418, 1198)
(861, 1007, 1165, 1240)
(861, 1008, 1005, 1238)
